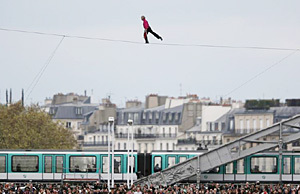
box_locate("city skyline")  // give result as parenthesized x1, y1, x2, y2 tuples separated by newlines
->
(1, 0, 300, 106)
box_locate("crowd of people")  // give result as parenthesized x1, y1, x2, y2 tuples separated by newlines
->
(0, 182, 300, 194)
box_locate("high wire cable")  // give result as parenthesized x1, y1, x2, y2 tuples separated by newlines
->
(0, 27, 299, 51)
(25, 36, 65, 103)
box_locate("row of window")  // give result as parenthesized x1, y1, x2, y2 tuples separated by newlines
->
(152, 156, 300, 174)
(0, 156, 135, 173)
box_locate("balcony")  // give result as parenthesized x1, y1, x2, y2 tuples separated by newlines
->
(115, 133, 177, 139)
(177, 138, 222, 146)
(82, 141, 109, 147)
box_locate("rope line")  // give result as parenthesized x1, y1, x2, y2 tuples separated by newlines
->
(25, 36, 65, 103)
(223, 49, 299, 98)
(0, 27, 299, 51)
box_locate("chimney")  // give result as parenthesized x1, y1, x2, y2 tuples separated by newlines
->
(9, 88, 12, 104)
(6, 89, 8, 105)
(21, 89, 24, 107)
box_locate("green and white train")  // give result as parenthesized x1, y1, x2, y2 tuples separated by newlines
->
(0, 150, 299, 183)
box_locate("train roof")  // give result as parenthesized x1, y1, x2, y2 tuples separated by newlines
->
(0, 149, 138, 154)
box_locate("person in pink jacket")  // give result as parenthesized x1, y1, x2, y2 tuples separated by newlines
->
(141, 16, 163, 44)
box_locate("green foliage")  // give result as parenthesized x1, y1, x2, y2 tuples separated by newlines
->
(245, 99, 280, 110)
(0, 102, 77, 149)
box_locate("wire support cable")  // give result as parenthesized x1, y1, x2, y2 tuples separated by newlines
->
(25, 36, 65, 103)
(223, 49, 300, 98)
(0, 27, 299, 51)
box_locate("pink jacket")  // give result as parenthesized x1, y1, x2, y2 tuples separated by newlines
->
(143, 19, 149, 29)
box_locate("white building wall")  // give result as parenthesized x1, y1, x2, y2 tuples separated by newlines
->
(201, 105, 231, 132)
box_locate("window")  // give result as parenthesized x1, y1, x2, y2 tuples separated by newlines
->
(134, 113, 139, 124)
(226, 162, 233, 174)
(283, 157, 291, 174)
(102, 156, 109, 173)
(128, 156, 135, 172)
(253, 119, 257, 130)
(294, 158, 300, 174)
(250, 156, 277, 173)
(221, 122, 225, 130)
(75, 107, 83, 115)
(237, 159, 244, 174)
(66, 122, 71, 128)
(246, 120, 250, 133)
(118, 143, 120, 150)
(154, 156, 162, 172)
(0, 156, 6, 173)
(149, 112, 153, 120)
(215, 123, 219, 131)
(260, 119, 263, 129)
(160, 143, 163, 150)
(152, 143, 155, 150)
(69, 156, 96, 172)
(145, 143, 148, 152)
(166, 143, 169, 150)
(142, 112, 146, 119)
(77, 122, 81, 130)
(205, 167, 220, 173)
(124, 143, 126, 150)
(163, 113, 167, 121)
(179, 156, 187, 163)
(156, 112, 159, 119)
(169, 113, 173, 121)
(12, 156, 39, 172)
(266, 119, 270, 127)
(113, 156, 121, 173)
(239, 120, 244, 133)
(44, 156, 52, 173)
(56, 156, 63, 173)
(230, 120, 233, 130)
(168, 156, 176, 167)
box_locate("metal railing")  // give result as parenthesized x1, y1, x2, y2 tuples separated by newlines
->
(177, 138, 222, 145)
(115, 133, 177, 139)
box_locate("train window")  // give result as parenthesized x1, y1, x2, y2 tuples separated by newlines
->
(237, 159, 244, 174)
(69, 156, 96, 172)
(225, 162, 233, 174)
(179, 156, 187, 163)
(250, 156, 277, 173)
(205, 167, 220, 173)
(294, 158, 300, 174)
(56, 156, 63, 173)
(168, 156, 176, 167)
(114, 156, 121, 173)
(0, 156, 6, 173)
(154, 156, 162, 172)
(127, 156, 135, 172)
(12, 156, 39, 172)
(102, 156, 109, 173)
(44, 156, 52, 173)
(283, 157, 291, 174)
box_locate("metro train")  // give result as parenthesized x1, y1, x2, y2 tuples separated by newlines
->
(0, 150, 300, 183)
(150, 151, 300, 183)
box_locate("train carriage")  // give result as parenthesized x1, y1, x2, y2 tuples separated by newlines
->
(0, 150, 138, 182)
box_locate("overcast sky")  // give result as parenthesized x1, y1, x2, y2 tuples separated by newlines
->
(0, 0, 299, 107)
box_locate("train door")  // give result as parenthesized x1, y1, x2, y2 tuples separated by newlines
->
(0, 154, 7, 180)
(235, 159, 246, 182)
(293, 156, 300, 181)
(224, 162, 234, 181)
(43, 155, 54, 180)
(54, 155, 65, 180)
(282, 156, 292, 181)
(166, 155, 176, 168)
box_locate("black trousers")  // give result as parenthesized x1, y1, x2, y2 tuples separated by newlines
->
(144, 27, 161, 43)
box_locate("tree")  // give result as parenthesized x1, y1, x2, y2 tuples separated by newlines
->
(0, 102, 77, 149)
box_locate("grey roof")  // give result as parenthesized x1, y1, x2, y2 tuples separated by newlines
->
(116, 104, 183, 125)
(52, 103, 98, 119)
(235, 108, 274, 115)
(271, 106, 300, 118)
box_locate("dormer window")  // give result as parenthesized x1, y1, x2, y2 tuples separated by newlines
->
(169, 113, 173, 121)
(75, 107, 82, 115)
(149, 112, 153, 120)
(49, 108, 55, 115)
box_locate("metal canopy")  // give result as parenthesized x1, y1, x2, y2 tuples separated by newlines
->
(134, 114, 300, 186)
